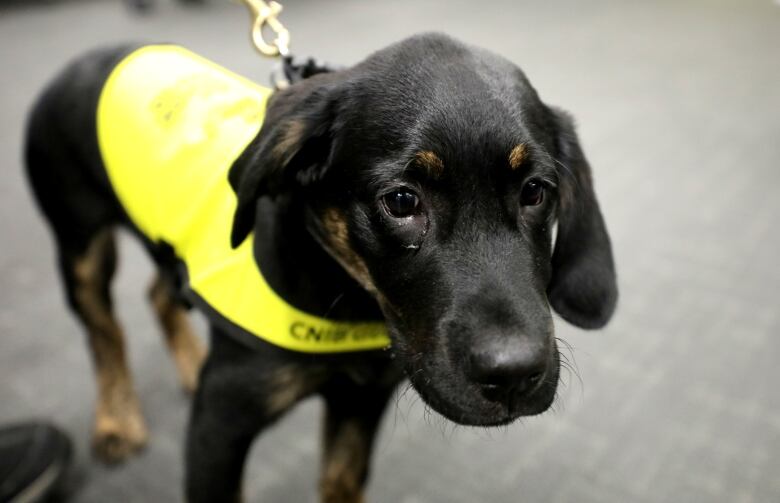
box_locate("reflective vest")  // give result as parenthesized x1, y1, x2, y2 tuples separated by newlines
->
(97, 45, 389, 353)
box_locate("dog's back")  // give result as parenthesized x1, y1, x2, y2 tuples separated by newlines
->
(25, 45, 138, 249)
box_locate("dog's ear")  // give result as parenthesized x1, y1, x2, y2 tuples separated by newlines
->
(229, 73, 343, 248)
(547, 107, 617, 329)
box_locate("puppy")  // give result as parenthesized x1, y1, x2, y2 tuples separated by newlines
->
(25, 33, 616, 502)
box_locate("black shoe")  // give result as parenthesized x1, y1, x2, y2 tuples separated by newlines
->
(0, 422, 72, 503)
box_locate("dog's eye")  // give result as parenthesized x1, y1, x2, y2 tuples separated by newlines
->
(520, 179, 545, 206)
(382, 189, 421, 218)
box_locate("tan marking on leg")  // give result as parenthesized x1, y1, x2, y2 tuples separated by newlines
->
(509, 143, 528, 170)
(320, 418, 368, 503)
(148, 274, 205, 394)
(321, 208, 377, 294)
(265, 366, 324, 416)
(414, 150, 444, 179)
(71, 230, 148, 463)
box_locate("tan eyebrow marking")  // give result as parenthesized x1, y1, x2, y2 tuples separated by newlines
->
(414, 150, 444, 179)
(508, 144, 528, 170)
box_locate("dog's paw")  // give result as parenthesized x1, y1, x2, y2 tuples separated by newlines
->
(92, 415, 148, 464)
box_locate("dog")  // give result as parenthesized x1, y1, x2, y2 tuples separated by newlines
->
(25, 33, 617, 502)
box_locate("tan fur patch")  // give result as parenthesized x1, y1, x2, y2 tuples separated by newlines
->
(321, 208, 377, 294)
(509, 144, 528, 170)
(149, 275, 205, 393)
(415, 150, 444, 179)
(265, 366, 323, 415)
(321, 417, 369, 503)
(273, 119, 307, 166)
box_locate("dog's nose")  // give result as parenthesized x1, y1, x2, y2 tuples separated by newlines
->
(468, 339, 548, 401)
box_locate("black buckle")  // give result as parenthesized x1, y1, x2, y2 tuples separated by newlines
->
(271, 55, 341, 89)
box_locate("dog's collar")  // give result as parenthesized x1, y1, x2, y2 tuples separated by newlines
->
(97, 45, 390, 353)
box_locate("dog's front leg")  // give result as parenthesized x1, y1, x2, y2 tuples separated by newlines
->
(185, 331, 323, 503)
(319, 380, 396, 503)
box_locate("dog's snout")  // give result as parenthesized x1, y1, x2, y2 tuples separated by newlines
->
(468, 338, 548, 401)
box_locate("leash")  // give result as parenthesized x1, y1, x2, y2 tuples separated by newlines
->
(236, 0, 338, 89)
(238, 0, 290, 58)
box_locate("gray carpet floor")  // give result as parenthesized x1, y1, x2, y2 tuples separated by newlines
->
(1, 0, 778, 501)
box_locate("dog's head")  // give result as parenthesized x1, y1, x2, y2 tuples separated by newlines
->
(230, 33, 617, 426)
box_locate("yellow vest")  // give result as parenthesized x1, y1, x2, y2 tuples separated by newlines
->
(97, 45, 389, 353)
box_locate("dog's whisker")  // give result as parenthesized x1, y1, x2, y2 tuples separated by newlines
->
(555, 337, 584, 396)
(551, 156, 583, 191)
(322, 292, 346, 318)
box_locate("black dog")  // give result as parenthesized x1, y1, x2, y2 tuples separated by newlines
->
(25, 33, 616, 502)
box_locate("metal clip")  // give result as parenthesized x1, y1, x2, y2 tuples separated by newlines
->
(238, 0, 290, 57)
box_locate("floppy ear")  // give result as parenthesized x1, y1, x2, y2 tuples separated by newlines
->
(547, 108, 617, 329)
(229, 73, 343, 248)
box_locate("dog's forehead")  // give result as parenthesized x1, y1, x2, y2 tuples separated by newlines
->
(357, 34, 540, 114)
(345, 34, 551, 168)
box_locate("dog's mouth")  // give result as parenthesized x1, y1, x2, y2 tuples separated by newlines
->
(401, 348, 560, 427)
